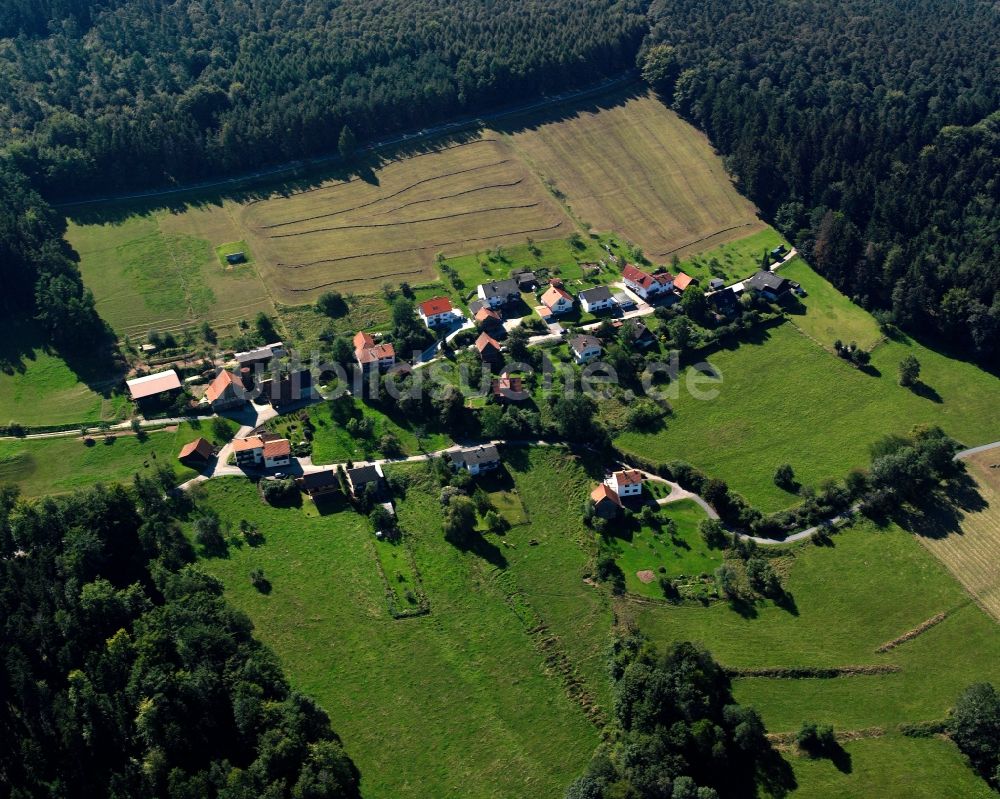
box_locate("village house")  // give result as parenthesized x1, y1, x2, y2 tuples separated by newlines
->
(624, 320, 657, 349)
(476, 278, 521, 309)
(204, 370, 245, 411)
(709, 287, 740, 316)
(578, 285, 615, 314)
(259, 369, 313, 409)
(610, 468, 643, 498)
(622, 264, 674, 300)
(177, 437, 215, 467)
(590, 484, 622, 519)
(540, 284, 574, 316)
(297, 469, 340, 498)
(450, 444, 501, 475)
(418, 296, 457, 328)
(346, 464, 385, 498)
(126, 369, 183, 409)
(474, 306, 504, 334)
(491, 374, 526, 402)
(475, 332, 503, 363)
(232, 435, 292, 469)
(672, 272, 696, 293)
(235, 341, 285, 369)
(745, 270, 799, 301)
(569, 334, 603, 364)
(354, 332, 396, 372)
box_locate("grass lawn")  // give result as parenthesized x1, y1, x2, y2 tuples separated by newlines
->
(616, 289, 1000, 512)
(215, 239, 253, 266)
(0, 322, 126, 427)
(0, 417, 236, 497)
(372, 534, 425, 615)
(674, 228, 788, 284)
(602, 499, 719, 598)
(627, 519, 1000, 796)
(193, 472, 600, 799)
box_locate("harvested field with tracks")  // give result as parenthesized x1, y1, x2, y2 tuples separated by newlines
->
(239, 137, 573, 303)
(919, 451, 1000, 620)
(503, 90, 765, 259)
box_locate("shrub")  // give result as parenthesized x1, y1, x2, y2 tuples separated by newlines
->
(249, 568, 271, 593)
(773, 463, 796, 491)
(261, 478, 298, 505)
(796, 722, 836, 756)
(595, 556, 625, 595)
(700, 519, 728, 550)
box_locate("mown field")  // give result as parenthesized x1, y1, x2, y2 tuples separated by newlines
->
(629, 520, 1000, 798)
(616, 261, 1000, 512)
(503, 89, 766, 260)
(239, 136, 574, 304)
(66, 204, 275, 341)
(919, 451, 1000, 621)
(0, 418, 235, 497)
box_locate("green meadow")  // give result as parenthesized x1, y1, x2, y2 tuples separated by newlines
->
(616, 261, 1000, 512)
(0, 418, 235, 497)
(673, 227, 789, 284)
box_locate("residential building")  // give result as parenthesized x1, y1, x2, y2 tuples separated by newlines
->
(450, 444, 501, 475)
(612, 291, 636, 309)
(491, 375, 526, 402)
(259, 369, 313, 408)
(624, 320, 657, 349)
(353, 331, 375, 350)
(745, 270, 798, 301)
(610, 469, 643, 498)
(540, 284, 574, 315)
(232, 435, 292, 469)
(262, 438, 292, 468)
(578, 285, 615, 313)
(126, 369, 183, 406)
(590, 484, 622, 519)
(475, 332, 503, 363)
(347, 464, 384, 498)
(356, 342, 396, 372)
(297, 470, 340, 497)
(418, 296, 456, 327)
(673, 272, 696, 292)
(235, 341, 285, 368)
(177, 437, 214, 466)
(474, 306, 504, 333)
(204, 370, 245, 411)
(622, 264, 674, 299)
(709, 287, 740, 316)
(476, 278, 520, 309)
(569, 334, 603, 364)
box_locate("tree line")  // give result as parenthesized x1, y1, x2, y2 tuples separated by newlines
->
(0, 0, 647, 196)
(641, 0, 999, 365)
(0, 476, 361, 798)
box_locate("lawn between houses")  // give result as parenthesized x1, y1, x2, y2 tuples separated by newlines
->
(0, 417, 237, 498)
(615, 260, 1000, 513)
(626, 520, 1000, 799)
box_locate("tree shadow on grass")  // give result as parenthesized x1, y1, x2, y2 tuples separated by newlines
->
(450, 531, 508, 568)
(728, 594, 759, 619)
(757, 748, 798, 798)
(829, 742, 853, 774)
(774, 589, 799, 616)
(880, 474, 987, 540)
(909, 380, 943, 403)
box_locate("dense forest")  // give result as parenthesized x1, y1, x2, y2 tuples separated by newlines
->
(0, 0, 647, 195)
(0, 476, 361, 798)
(642, 0, 999, 363)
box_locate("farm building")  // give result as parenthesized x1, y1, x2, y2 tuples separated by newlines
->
(177, 437, 214, 466)
(235, 342, 285, 368)
(590, 484, 622, 519)
(540, 285, 574, 315)
(450, 444, 501, 475)
(569, 334, 603, 364)
(204, 370, 245, 411)
(126, 370, 182, 408)
(477, 279, 520, 309)
(418, 296, 457, 328)
(578, 285, 615, 313)
(347, 464, 385, 498)
(474, 306, 504, 333)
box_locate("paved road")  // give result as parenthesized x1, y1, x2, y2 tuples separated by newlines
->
(55, 71, 638, 209)
(955, 440, 1000, 459)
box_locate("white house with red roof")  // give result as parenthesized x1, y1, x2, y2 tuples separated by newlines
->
(232, 435, 292, 469)
(609, 468, 644, 498)
(540, 284, 574, 315)
(418, 296, 457, 328)
(622, 264, 674, 300)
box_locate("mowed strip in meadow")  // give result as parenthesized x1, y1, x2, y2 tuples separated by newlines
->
(919, 451, 1000, 620)
(502, 89, 766, 259)
(239, 136, 574, 303)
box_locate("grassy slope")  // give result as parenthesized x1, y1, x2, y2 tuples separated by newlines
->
(631, 520, 1000, 797)
(674, 228, 788, 284)
(0, 418, 235, 497)
(194, 472, 599, 799)
(616, 261, 1000, 512)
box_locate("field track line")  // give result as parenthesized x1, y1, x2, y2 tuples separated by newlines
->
(256, 158, 512, 228)
(655, 222, 756, 258)
(284, 268, 431, 293)
(372, 178, 525, 216)
(266, 201, 541, 237)
(275, 220, 565, 270)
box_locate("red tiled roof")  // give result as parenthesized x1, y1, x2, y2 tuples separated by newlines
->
(205, 370, 239, 403)
(178, 437, 213, 461)
(614, 469, 643, 486)
(475, 306, 501, 323)
(232, 436, 263, 453)
(673, 272, 694, 291)
(492, 376, 524, 396)
(262, 438, 291, 459)
(353, 331, 375, 350)
(541, 285, 572, 308)
(475, 333, 502, 354)
(419, 296, 453, 316)
(126, 369, 182, 400)
(623, 264, 674, 290)
(590, 484, 622, 506)
(356, 343, 396, 364)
